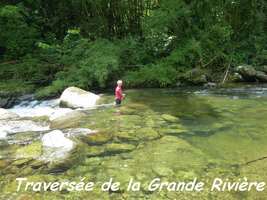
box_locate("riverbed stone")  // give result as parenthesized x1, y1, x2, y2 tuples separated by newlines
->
(59, 86, 100, 109)
(137, 127, 159, 140)
(0, 159, 8, 169)
(85, 132, 112, 145)
(42, 130, 74, 149)
(161, 114, 179, 123)
(87, 146, 105, 157)
(0, 119, 49, 135)
(64, 128, 96, 137)
(50, 110, 87, 129)
(15, 142, 42, 159)
(158, 127, 187, 135)
(104, 143, 136, 154)
(152, 166, 174, 177)
(116, 131, 139, 142)
(12, 158, 33, 167)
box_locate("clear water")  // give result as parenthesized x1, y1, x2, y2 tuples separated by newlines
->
(1, 86, 267, 199)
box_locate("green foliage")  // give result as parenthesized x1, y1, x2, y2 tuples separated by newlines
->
(0, 0, 267, 97)
(125, 63, 177, 87)
(36, 32, 122, 98)
(0, 5, 39, 58)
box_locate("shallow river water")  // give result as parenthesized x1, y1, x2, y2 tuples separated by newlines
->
(1, 85, 267, 199)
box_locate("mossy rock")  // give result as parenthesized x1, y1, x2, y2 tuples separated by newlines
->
(12, 158, 33, 167)
(137, 128, 159, 140)
(16, 142, 42, 159)
(0, 159, 9, 169)
(30, 159, 47, 169)
(115, 131, 139, 142)
(29, 116, 50, 123)
(85, 132, 112, 145)
(161, 114, 180, 123)
(50, 110, 87, 129)
(152, 166, 174, 177)
(86, 146, 105, 157)
(104, 143, 136, 154)
(158, 126, 187, 135)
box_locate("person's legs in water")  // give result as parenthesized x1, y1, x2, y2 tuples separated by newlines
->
(115, 99, 121, 106)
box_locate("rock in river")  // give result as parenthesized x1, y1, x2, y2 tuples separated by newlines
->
(0, 119, 49, 136)
(50, 110, 87, 129)
(42, 130, 74, 149)
(161, 114, 179, 123)
(236, 65, 267, 82)
(104, 143, 136, 154)
(59, 87, 100, 109)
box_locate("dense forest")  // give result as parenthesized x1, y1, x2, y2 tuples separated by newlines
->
(0, 0, 266, 99)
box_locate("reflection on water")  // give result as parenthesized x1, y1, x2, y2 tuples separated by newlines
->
(1, 86, 267, 199)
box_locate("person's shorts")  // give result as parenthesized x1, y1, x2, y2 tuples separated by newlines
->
(115, 99, 121, 105)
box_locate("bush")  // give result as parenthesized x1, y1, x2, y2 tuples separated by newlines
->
(124, 63, 177, 88)
(0, 5, 39, 59)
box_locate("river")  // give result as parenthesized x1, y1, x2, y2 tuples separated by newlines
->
(0, 85, 267, 199)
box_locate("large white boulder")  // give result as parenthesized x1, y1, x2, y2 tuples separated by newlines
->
(59, 87, 100, 109)
(0, 108, 19, 120)
(42, 130, 74, 149)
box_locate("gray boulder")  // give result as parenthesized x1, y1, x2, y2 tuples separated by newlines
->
(255, 71, 267, 82)
(59, 87, 100, 109)
(184, 68, 208, 85)
(236, 65, 267, 82)
(236, 65, 257, 81)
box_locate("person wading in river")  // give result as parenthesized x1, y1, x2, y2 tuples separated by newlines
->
(115, 80, 125, 106)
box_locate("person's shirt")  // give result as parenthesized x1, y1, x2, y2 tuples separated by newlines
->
(115, 86, 123, 100)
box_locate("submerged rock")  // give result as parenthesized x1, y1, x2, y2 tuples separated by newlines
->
(104, 143, 136, 154)
(16, 142, 42, 159)
(137, 127, 159, 140)
(64, 128, 96, 137)
(0, 108, 19, 120)
(161, 114, 179, 123)
(116, 131, 139, 142)
(158, 127, 187, 135)
(59, 87, 100, 109)
(50, 110, 87, 129)
(0, 119, 49, 136)
(85, 132, 112, 145)
(152, 166, 174, 177)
